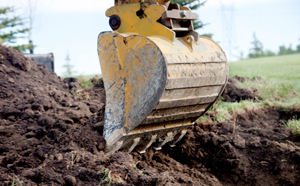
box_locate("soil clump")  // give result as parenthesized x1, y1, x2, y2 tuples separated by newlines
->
(0, 46, 300, 185)
(222, 75, 260, 102)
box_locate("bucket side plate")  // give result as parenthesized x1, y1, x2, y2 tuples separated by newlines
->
(97, 32, 167, 151)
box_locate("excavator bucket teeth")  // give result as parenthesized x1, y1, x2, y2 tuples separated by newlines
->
(98, 31, 228, 153)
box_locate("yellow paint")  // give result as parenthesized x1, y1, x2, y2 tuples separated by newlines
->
(98, 0, 228, 153)
(99, 31, 226, 131)
(115, 0, 170, 6)
(99, 32, 166, 132)
(127, 120, 193, 135)
(106, 3, 175, 42)
(122, 36, 152, 130)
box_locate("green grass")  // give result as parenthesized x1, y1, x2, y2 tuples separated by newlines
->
(10, 176, 22, 186)
(229, 54, 300, 93)
(206, 54, 300, 122)
(209, 100, 266, 122)
(62, 74, 102, 89)
(76, 75, 102, 89)
(236, 78, 296, 102)
(284, 118, 300, 134)
(99, 169, 112, 186)
(77, 76, 94, 88)
(78, 74, 102, 80)
(231, 53, 300, 107)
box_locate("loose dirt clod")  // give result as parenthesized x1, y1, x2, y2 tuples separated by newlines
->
(222, 75, 260, 102)
(0, 46, 300, 185)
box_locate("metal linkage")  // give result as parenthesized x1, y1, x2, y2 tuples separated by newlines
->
(161, 3, 197, 32)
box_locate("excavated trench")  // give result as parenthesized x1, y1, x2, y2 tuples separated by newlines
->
(0, 45, 299, 186)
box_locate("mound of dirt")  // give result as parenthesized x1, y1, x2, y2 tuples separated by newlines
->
(0, 46, 108, 185)
(222, 75, 260, 102)
(160, 106, 300, 186)
(0, 46, 300, 186)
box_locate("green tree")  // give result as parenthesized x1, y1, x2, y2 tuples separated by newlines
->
(297, 39, 300, 53)
(248, 33, 264, 58)
(0, 7, 33, 52)
(278, 45, 287, 55)
(62, 54, 76, 77)
(286, 44, 296, 55)
(278, 44, 296, 56)
(172, 0, 212, 38)
(265, 50, 276, 57)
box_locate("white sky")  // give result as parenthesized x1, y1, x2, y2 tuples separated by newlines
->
(1, 0, 300, 76)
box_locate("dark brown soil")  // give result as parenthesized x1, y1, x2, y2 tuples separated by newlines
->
(222, 75, 260, 102)
(150, 106, 300, 186)
(0, 46, 300, 186)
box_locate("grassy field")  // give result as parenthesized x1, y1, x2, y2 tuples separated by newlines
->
(229, 53, 300, 93)
(231, 54, 300, 106)
(209, 54, 300, 131)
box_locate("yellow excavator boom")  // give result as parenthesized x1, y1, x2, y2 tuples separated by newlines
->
(97, 0, 228, 153)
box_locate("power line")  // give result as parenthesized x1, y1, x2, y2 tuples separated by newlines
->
(220, 1, 239, 61)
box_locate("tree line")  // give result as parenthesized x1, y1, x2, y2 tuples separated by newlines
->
(248, 33, 300, 59)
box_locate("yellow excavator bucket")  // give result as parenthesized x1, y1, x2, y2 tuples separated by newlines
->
(98, 0, 228, 153)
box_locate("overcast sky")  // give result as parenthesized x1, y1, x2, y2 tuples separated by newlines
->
(1, 0, 300, 76)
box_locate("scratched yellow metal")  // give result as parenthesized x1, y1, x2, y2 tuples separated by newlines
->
(106, 3, 175, 42)
(98, 32, 167, 149)
(115, 0, 170, 6)
(98, 2, 229, 153)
